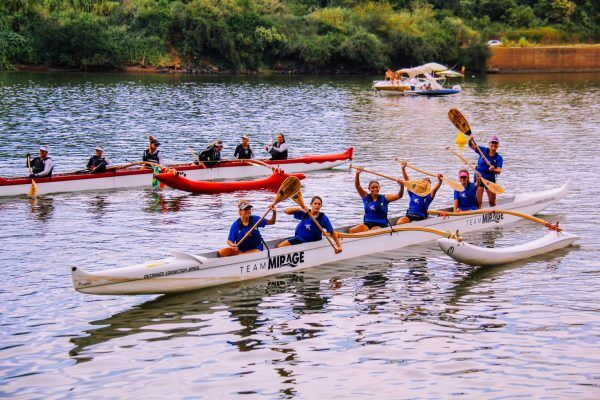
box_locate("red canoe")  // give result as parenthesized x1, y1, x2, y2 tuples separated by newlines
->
(155, 170, 306, 194)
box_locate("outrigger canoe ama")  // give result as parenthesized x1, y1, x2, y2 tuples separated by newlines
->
(71, 180, 571, 295)
(155, 170, 306, 194)
(0, 147, 352, 197)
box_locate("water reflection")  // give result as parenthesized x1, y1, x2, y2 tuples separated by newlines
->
(143, 191, 188, 213)
(28, 196, 54, 222)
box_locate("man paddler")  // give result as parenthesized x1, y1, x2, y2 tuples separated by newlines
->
(469, 134, 503, 207)
(86, 146, 110, 174)
(266, 133, 288, 160)
(27, 146, 53, 178)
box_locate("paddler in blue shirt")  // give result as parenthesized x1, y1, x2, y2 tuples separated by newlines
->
(396, 162, 443, 224)
(218, 199, 277, 257)
(276, 195, 342, 253)
(348, 167, 404, 234)
(469, 134, 503, 207)
(453, 169, 479, 212)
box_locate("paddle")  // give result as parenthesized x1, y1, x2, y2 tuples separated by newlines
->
(187, 147, 206, 169)
(245, 159, 279, 172)
(350, 165, 431, 196)
(236, 176, 303, 248)
(26, 154, 37, 196)
(448, 108, 495, 170)
(395, 159, 464, 192)
(338, 225, 460, 240)
(446, 147, 504, 194)
(428, 209, 560, 231)
(291, 191, 341, 254)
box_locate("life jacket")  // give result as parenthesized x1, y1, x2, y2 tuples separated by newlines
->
(143, 149, 160, 163)
(270, 142, 288, 160)
(31, 156, 53, 177)
(199, 145, 221, 166)
(88, 155, 107, 173)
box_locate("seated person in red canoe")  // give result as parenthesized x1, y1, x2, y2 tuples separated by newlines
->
(196, 140, 224, 167)
(276, 195, 342, 253)
(27, 145, 54, 178)
(86, 146, 111, 174)
(218, 199, 277, 257)
(265, 133, 288, 160)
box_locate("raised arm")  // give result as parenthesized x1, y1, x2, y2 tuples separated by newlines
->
(283, 206, 303, 215)
(266, 204, 277, 225)
(401, 162, 409, 181)
(354, 169, 367, 198)
(430, 174, 444, 200)
(385, 181, 404, 202)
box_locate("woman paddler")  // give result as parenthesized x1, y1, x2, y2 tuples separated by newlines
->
(276, 196, 342, 254)
(469, 134, 503, 207)
(218, 199, 276, 257)
(348, 167, 404, 234)
(453, 168, 479, 212)
(396, 162, 443, 224)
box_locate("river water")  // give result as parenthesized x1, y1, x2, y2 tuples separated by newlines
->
(1, 72, 599, 399)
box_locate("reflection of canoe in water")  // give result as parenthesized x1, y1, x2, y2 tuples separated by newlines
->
(438, 231, 578, 267)
(71, 180, 572, 295)
(0, 147, 352, 197)
(155, 170, 306, 194)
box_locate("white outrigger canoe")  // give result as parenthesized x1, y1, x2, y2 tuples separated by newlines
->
(72, 180, 572, 295)
(0, 148, 352, 197)
(438, 230, 578, 267)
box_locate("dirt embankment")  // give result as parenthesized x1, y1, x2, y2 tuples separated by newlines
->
(488, 45, 600, 73)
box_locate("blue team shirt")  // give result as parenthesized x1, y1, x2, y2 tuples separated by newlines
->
(227, 215, 266, 252)
(454, 182, 478, 211)
(473, 145, 503, 181)
(363, 194, 389, 226)
(406, 192, 433, 219)
(293, 211, 334, 242)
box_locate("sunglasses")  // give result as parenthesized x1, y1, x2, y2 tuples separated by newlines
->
(459, 176, 468, 180)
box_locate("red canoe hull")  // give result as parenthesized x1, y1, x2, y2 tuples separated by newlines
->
(155, 171, 306, 194)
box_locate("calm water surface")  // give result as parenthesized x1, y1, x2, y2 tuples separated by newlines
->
(1, 72, 599, 399)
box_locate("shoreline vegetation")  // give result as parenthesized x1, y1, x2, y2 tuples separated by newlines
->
(1, 1, 598, 75)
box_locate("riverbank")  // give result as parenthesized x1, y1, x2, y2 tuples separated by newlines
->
(488, 44, 600, 73)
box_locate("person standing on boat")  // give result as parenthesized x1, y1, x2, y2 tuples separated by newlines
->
(266, 133, 288, 160)
(86, 146, 110, 174)
(469, 134, 503, 207)
(197, 140, 224, 166)
(396, 162, 443, 224)
(349, 168, 404, 234)
(234, 135, 254, 159)
(218, 199, 277, 257)
(277, 196, 343, 254)
(27, 146, 53, 178)
(453, 169, 479, 212)
(143, 136, 164, 165)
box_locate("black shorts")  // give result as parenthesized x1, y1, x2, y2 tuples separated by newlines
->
(286, 237, 305, 245)
(364, 221, 387, 229)
(476, 176, 496, 187)
(406, 213, 426, 222)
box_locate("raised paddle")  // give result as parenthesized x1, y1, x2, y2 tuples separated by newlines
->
(236, 176, 303, 248)
(350, 165, 431, 197)
(395, 159, 464, 192)
(446, 147, 504, 195)
(26, 154, 37, 197)
(291, 191, 341, 254)
(448, 108, 494, 169)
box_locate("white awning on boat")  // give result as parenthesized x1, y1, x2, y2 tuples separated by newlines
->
(395, 62, 460, 78)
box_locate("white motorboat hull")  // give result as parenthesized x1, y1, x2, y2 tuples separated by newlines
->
(437, 231, 578, 266)
(71, 180, 571, 295)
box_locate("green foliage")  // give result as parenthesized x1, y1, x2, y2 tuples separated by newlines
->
(0, 0, 597, 72)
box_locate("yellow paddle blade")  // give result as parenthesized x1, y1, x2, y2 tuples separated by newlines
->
(480, 177, 504, 194)
(274, 176, 302, 204)
(291, 191, 308, 210)
(448, 109, 471, 136)
(443, 177, 465, 192)
(29, 179, 37, 197)
(405, 179, 431, 197)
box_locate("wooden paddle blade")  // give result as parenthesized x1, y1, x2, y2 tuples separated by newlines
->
(404, 179, 431, 197)
(480, 177, 505, 194)
(444, 177, 465, 192)
(291, 191, 308, 210)
(273, 176, 302, 204)
(29, 179, 37, 196)
(448, 109, 471, 136)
